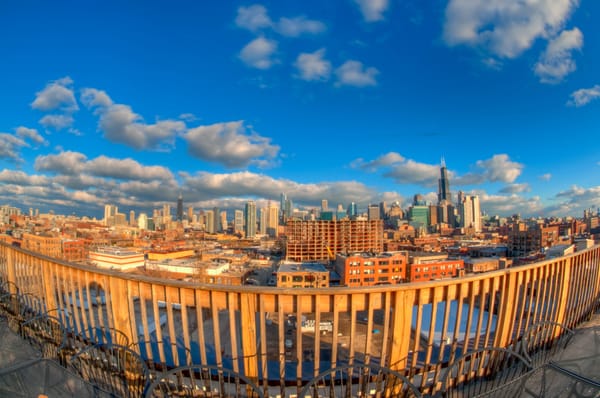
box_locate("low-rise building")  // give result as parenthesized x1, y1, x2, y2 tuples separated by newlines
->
(89, 246, 145, 271)
(464, 257, 500, 273)
(408, 253, 463, 282)
(277, 261, 329, 288)
(334, 251, 408, 287)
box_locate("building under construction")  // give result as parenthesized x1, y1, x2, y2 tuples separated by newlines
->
(284, 219, 384, 261)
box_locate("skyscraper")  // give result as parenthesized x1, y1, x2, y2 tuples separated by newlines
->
(213, 207, 221, 232)
(245, 201, 257, 238)
(176, 193, 183, 222)
(457, 191, 481, 232)
(438, 157, 451, 204)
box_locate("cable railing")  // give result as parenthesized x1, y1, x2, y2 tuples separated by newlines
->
(1, 241, 599, 396)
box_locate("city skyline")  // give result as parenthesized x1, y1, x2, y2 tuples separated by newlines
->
(1, 1, 599, 219)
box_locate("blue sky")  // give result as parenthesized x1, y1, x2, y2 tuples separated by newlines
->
(1, 0, 599, 219)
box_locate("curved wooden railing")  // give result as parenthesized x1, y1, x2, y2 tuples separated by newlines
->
(1, 241, 599, 396)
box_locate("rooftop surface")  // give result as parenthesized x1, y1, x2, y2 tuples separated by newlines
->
(2, 313, 599, 396)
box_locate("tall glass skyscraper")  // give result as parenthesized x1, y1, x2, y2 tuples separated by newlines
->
(176, 193, 183, 221)
(438, 157, 451, 204)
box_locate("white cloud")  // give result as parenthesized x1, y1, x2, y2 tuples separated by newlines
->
(0, 133, 27, 163)
(567, 85, 600, 107)
(183, 121, 279, 168)
(352, 152, 405, 171)
(275, 16, 326, 37)
(16, 126, 46, 146)
(180, 170, 379, 207)
(294, 49, 331, 81)
(34, 151, 174, 182)
(335, 60, 379, 87)
(81, 88, 186, 151)
(39, 114, 74, 130)
(354, 0, 390, 22)
(31, 76, 78, 112)
(239, 37, 278, 70)
(499, 183, 531, 194)
(477, 191, 544, 217)
(475, 154, 523, 183)
(443, 0, 579, 59)
(80, 88, 113, 109)
(540, 173, 552, 181)
(235, 4, 272, 32)
(547, 185, 600, 217)
(0, 170, 49, 186)
(534, 28, 583, 83)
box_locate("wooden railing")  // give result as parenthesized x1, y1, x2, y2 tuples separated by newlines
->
(1, 242, 599, 396)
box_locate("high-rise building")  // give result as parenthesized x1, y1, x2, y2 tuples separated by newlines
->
(321, 199, 328, 211)
(104, 204, 118, 226)
(213, 207, 221, 232)
(379, 201, 388, 220)
(206, 210, 215, 234)
(267, 204, 279, 237)
(234, 210, 244, 234)
(457, 191, 481, 232)
(176, 193, 183, 222)
(259, 208, 267, 235)
(138, 213, 148, 230)
(129, 210, 135, 226)
(187, 206, 194, 222)
(368, 204, 380, 220)
(219, 211, 228, 232)
(244, 201, 257, 238)
(438, 157, 451, 204)
(162, 204, 171, 224)
(347, 202, 358, 219)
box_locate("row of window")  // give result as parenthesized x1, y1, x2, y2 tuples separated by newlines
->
(348, 260, 404, 267)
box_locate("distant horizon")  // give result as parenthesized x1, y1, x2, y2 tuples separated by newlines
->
(1, 2, 599, 220)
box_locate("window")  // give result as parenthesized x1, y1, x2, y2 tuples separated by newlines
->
(350, 261, 360, 267)
(364, 277, 375, 282)
(364, 261, 374, 266)
(379, 261, 389, 265)
(378, 276, 389, 281)
(281, 276, 287, 282)
(292, 275, 303, 282)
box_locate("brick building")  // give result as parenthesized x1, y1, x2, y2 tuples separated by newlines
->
(408, 253, 463, 282)
(276, 261, 329, 288)
(334, 251, 408, 287)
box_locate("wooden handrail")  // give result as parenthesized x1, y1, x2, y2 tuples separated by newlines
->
(1, 241, 599, 395)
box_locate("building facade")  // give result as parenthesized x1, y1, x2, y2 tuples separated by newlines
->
(334, 251, 408, 287)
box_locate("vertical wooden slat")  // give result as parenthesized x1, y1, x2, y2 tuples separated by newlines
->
(194, 289, 208, 365)
(554, 257, 572, 328)
(109, 274, 133, 343)
(240, 291, 259, 383)
(389, 289, 415, 372)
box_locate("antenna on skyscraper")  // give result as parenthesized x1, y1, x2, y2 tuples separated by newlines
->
(441, 156, 446, 168)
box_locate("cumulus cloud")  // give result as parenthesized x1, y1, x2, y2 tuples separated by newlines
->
(475, 154, 523, 183)
(15, 127, 46, 146)
(31, 77, 78, 112)
(34, 151, 174, 181)
(335, 60, 379, 87)
(354, 0, 390, 22)
(351, 152, 405, 171)
(477, 191, 544, 217)
(275, 16, 326, 37)
(534, 28, 583, 83)
(180, 170, 378, 207)
(235, 4, 272, 32)
(567, 85, 600, 107)
(182, 121, 279, 168)
(81, 87, 186, 151)
(239, 37, 278, 69)
(235, 4, 325, 37)
(547, 185, 600, 217)
(443, 0, 579, 59)
(39, 114, 74, 130)
(294, 49, 331, 81)
(499, 183, 531, 194)
(0, 170, 50, 186)
(0, 133, 27, 163)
